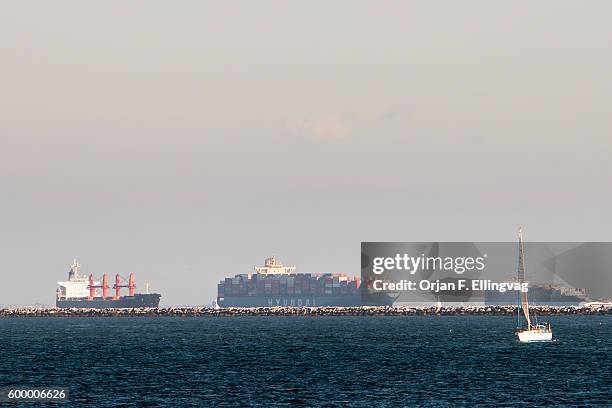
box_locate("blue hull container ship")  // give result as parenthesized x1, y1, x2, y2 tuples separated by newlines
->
(56, 260, 161, 308)
(484, 282, 588, 306)
(216, 256, 395, 307)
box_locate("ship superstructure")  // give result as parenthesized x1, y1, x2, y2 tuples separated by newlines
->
(57, 260, 95, 299)
(217, 256, 395, 307)
(56, 259, 161, 308)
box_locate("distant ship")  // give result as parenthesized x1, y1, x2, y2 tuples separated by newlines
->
(217, 256, 396, 307)
(484, 283, 588, 306)
(56, 260, 161, 308)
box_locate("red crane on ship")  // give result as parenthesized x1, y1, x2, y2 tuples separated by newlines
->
(88, 272, 136, 300)
(113, 272, 136, 299)
(88, 273, 111, 300)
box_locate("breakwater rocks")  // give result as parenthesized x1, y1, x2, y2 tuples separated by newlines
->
(1, 305, 611, 317)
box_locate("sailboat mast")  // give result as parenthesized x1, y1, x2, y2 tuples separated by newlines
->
(518, 227, 531, 329)
(516, 238, 521, 328)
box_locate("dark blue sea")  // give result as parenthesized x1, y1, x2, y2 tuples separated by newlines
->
(0, 316, 610, 407)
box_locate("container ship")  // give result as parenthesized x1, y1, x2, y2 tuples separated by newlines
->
(56, 260, 161, 308)
(484, 282, 588, 306)
(216, 256, 396, 307)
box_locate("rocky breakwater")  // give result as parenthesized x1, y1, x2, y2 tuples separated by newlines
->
(0, 305, 611, 317)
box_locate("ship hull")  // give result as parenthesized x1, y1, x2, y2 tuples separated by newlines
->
(217, 293, 395, 308)
(56, 294, 161, 309)
(517, 330, 553, 342)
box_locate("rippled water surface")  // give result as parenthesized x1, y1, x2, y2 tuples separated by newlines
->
(0, 316, 610, 407)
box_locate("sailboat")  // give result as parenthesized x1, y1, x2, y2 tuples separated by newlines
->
(435, 294, 442, 309)
(515, 227, 553, 342)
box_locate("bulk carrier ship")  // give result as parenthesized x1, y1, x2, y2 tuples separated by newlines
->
(56, 260, 161, 308)
(217, 256, 396, 307)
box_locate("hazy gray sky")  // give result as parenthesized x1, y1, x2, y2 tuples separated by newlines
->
(1, 1, 611, 305)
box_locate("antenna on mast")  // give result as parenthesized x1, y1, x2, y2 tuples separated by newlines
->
(69, 259, 81, 279)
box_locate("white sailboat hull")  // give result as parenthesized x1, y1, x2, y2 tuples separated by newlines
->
(517, 329, 553, 342)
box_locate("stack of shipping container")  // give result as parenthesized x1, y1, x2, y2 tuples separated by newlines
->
(217, 273, 361, 298)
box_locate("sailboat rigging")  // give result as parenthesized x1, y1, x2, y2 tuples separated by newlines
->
(515, 227, 553, 342)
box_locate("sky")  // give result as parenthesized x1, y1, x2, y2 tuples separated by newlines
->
(1, 1, 611, 305)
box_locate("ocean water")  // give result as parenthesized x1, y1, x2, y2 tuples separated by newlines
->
(0, 316, 610, 407)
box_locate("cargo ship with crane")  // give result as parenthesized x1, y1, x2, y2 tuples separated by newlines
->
(56, 260, 161, 308)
